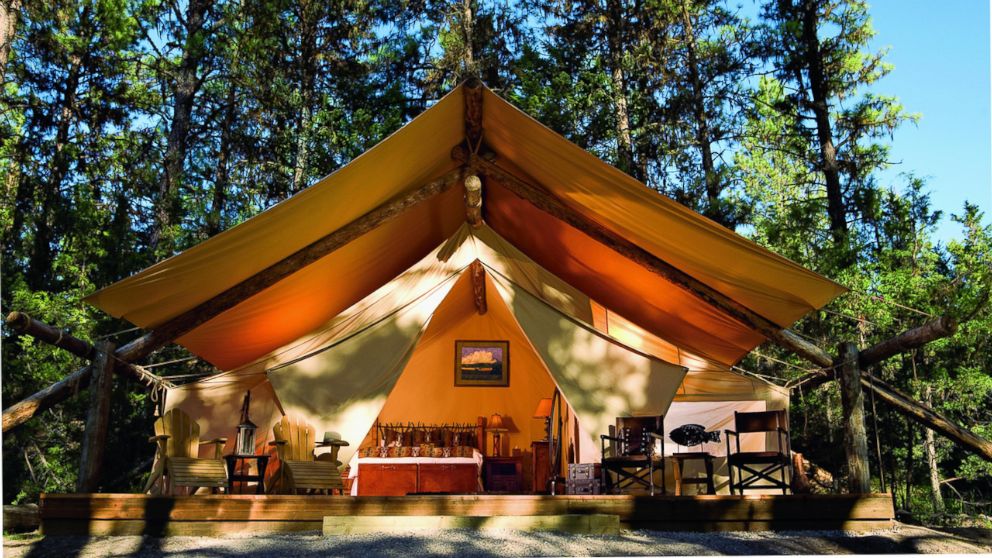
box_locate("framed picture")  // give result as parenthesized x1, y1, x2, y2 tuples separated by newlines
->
(455, 340, 509, 387)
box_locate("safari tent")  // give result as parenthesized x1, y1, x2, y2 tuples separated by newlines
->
(81, 81, 843, 492)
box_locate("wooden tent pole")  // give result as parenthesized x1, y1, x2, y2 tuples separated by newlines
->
(3, 170, 463, 434)
(787, 316, 959, 391)
(470, 259, 487, 315)
(3, 314, 171, 433)
(859, 316, 957, 368)
(838, 342, 870, 493)
(4, 312, 169, 386)
(862, 373, 992, 461)
(5, 311, 96, 360)
(77, 341, 115, 493)
(3, 365, 91, 432)
(464, 174, 483, 227)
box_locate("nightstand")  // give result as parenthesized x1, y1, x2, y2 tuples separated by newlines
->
(484, 455, 523, 493)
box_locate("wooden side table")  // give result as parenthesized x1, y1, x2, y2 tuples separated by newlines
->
(484, 456, 523, 493)
(672, 452, 716, 495)
(224, 454, 269, 494)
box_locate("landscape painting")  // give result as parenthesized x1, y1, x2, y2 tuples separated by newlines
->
(455, 340, 509, 387)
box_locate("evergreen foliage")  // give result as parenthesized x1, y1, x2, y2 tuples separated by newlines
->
(1, 0, 989, 523)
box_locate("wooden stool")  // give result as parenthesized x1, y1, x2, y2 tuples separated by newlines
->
(672, 452, 716, 495)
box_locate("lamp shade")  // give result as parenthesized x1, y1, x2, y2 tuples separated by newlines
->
(533, 398, 553, 418)
(487, 413, 505, 431)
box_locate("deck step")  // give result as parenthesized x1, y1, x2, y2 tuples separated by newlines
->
(322, 514, 620, 535)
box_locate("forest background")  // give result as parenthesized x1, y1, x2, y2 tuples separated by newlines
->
(1, 0, 990, 525)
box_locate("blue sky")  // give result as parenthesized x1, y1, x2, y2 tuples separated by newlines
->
(866, 1, 991, 244)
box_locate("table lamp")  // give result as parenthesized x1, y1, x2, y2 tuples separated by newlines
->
(533, 398, 553, 442)
(487, 413, 508, 457)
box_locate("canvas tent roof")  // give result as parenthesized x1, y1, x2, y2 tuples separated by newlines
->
(85, 83, 845, 371)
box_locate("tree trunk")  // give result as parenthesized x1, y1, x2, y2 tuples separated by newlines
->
(924, 385, 944, 514)
(904, 416, 914, 513)
(28, 44, 85, 289)
(680, 0, 725, 227)
(838, 342, 870, 493)
(0, 0, 21, 83)
(461, 0, 474, 77)
(150, 0, 212, 252)
(290, 2, 318, 195)
(208, 77, 237, 236)
(800, 0, 847, 250)
(606, 0, 636, 180)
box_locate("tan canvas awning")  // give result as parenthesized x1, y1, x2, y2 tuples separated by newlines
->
(86, 83, 845, 370)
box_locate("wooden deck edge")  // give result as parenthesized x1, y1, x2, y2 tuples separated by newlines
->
(41, 517, 894, 536)
(38, 493, 895, 536)
(322, 514, 621, 535)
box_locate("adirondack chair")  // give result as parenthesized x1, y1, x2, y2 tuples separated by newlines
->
(269, 416, 345, 494)
(143, 408, 228, 495)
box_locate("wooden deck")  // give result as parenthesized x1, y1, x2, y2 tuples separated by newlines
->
(40, 493, 894, 535)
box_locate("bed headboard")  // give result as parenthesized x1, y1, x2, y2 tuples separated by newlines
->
(374, 417, 486, 452)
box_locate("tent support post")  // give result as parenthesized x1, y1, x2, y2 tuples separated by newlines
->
(470, 260, 487, 314)
(77, 341, 115, 493)
(464, 175, 483, 227)
(838, 342, 870, 493)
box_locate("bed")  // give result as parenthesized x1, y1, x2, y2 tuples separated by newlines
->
(347, 421, 486, 496)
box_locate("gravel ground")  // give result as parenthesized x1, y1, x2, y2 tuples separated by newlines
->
(4, 524, 990, 557)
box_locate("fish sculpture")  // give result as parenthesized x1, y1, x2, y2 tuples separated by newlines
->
(669, 424, 721, 447)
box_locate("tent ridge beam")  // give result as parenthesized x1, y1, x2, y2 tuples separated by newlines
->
(114, 167, 463, 365)
(471, 156, 821, 358)
(2, 170, 462, 433)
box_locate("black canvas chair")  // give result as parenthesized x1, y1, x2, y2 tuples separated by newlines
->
(600, 416, 665, 496)
(725, 410, 791, 495)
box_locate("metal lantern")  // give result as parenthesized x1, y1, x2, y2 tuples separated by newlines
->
(235, 391, 257, 456)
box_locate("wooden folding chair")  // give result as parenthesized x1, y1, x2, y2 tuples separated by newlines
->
(600, 416, 665, 496)
(270, 416, 345, 494)
(725, 410, 791, 495)
(143, 408, 228, 495)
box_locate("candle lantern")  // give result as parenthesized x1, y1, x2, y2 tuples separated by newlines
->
(235, 391, 257, 456)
